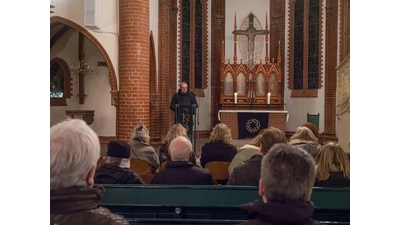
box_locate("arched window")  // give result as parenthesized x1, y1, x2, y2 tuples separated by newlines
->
(180, 0, 208, 92)
(289, 0, 322, 97)
(50, 57, 72, 106)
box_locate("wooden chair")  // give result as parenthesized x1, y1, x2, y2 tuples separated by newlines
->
(204, 161, 231, 185)
(96, 156, 105, 169)
(139, 174, 155, 184)
(130, 158, 153, 174)
(160, 161, 167, 170)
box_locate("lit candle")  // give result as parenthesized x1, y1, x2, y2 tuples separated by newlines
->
(234, 92, 237, 104)
(267, 92, 271, 104)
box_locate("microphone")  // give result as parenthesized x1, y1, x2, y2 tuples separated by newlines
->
(190, 89, 198, 98)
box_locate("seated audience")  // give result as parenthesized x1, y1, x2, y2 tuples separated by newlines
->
(314, 142, 350, 187)
(289, 126, 320, 157)
(129, 124, 160, 173)
(302, 121, 324, 145)
(50, 118, 129, 225)
(239, 143, 319, 225)
(227, 127, 287, 186)
(158, 123, 196, 165)
(151, 136, 214, 185)
(200, 123, 237, 168)
(228, 133, 262, 175)
(94, 140, 144, 184)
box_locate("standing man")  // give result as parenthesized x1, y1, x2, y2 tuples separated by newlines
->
(169, 81, 198, 112)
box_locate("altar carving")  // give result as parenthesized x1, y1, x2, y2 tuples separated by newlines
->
(220, 12, 283, 110)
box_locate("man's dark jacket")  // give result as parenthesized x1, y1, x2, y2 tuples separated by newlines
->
(226, 154, 263, 186)
(94, 164, 144, 184)
(169, 89, 198, 112)
(151, 160, 214, 185)
(50, 185, 130, 225)
(239, 200, 320, 225)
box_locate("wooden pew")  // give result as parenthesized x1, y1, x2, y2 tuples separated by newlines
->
(98, 185, 350, 225)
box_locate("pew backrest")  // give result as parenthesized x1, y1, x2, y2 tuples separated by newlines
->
(98, 185, 350, 225)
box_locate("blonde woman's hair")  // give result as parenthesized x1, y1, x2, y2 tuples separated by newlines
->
(163, 123, 188, 145)
(290, 126, 318, 144)
(209, 123, 232, 144)
(249, 134, 262, 147)
(314, 142, 350, 181)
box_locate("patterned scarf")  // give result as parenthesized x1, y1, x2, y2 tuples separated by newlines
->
(103, 156, 130, 168)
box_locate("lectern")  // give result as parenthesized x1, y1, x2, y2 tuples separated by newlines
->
(174, 104, 197, 156)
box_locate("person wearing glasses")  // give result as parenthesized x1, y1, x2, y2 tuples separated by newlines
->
(169, 81, 198, 112)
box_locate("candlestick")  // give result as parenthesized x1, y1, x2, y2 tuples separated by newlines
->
(234, 92, 237, 104)
(267, 92, 271, 104)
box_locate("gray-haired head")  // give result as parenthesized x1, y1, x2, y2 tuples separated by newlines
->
(131, 124, 150, 143)
(260, 143, 316, 202)
(169, 136, 192, 161)
(50, 118, 100, 190)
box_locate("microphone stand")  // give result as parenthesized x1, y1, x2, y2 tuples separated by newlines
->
(194, 93, 200, 159)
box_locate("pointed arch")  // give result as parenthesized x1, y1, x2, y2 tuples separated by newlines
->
(50, 16, 118, 104)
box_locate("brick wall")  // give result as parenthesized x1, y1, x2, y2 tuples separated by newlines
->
(339, 0, 350, 62)
(118, 0, 150, 141)
(268, 113, 286, 133)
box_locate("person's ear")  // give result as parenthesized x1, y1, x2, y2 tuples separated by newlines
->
(259, 179, 268, 203)
(258, 179, 264, 196)
(259, 144, 263, 155)
(189, 151, 193, 160)
(86, 165, 96, 186)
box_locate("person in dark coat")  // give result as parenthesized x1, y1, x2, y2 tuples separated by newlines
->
(239, 143, 320, 225)
(95, 140, 144, 184)
(151, 136, 214, 185)
(313, 142, 350, 187)
(227, 127, 287, 186)
(200, 123, 237, 168)
(50, 118, 129, 225)
(169, 81, 198, 112)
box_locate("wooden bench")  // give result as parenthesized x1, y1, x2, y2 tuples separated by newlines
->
(98, 185, 350, 225)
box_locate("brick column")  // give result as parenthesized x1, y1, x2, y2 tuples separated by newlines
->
(211, 0, 225, 128)
(118, 0, 150, 141)
(270, 0, 286, 101)
(323, 1, 338, 137)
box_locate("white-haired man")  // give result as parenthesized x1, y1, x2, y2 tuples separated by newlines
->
(151, 136, 214, 185)
(239, 143, 319, 225)
(50, 118, 129, 225)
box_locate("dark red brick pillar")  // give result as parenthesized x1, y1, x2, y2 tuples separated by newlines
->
(118, 0, 150, 141)
(323, 1, 338, 137)
(211, 0, 226, 128)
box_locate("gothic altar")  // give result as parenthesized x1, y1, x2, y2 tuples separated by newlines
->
(219, 12, 286, 138)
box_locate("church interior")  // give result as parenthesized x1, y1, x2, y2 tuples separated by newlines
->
(50, 0, 350, 154)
